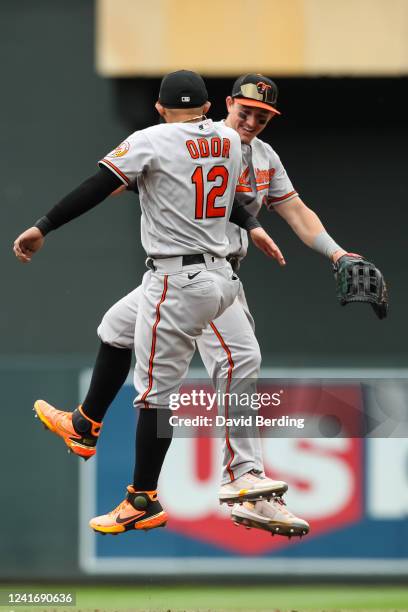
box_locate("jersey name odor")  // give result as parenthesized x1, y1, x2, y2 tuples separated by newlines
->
(186, 137, 231, 160)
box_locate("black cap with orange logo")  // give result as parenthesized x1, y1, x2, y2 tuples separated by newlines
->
(231, 73, 280, 114)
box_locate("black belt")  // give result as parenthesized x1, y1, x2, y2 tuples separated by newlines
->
(182, 254, 205, 266)
(146, 254, 205, 271)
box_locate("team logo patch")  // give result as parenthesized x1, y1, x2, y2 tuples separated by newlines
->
(108, 141, 130, 158)
(257, 81, 272, 95)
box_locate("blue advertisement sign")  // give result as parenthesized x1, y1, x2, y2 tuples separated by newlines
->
(79, 369, 408, 576)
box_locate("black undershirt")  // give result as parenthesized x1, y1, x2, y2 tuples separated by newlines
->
(35, 165, 261, 236)
(35, 166, 122, 235)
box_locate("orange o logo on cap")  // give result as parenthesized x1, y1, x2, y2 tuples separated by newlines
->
(257, 81, 272, 94)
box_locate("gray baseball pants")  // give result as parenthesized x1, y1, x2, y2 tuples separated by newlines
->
(98, 261, 263, 484)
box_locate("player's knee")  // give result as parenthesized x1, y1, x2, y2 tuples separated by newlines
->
(227, 344, 262, 377)
(97, 315, 133, 350)
(242, 344, 262, 374)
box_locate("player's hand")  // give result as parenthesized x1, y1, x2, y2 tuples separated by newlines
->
(13, 227, 45, 263)
(249, 227, 286, 266)
(331, 248, 347, 263)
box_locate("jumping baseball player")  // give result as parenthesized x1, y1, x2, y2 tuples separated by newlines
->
(213, 73, 385, 532)
(13, 71, 290, 535)
(79, 75, 318, 537)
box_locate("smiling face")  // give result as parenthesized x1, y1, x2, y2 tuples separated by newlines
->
(225, 97, 276, 144)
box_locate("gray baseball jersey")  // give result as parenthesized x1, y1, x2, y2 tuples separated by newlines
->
(219, 128, 298, 258)
(97, 131, 297, 483)
(99, 119, 242, 258)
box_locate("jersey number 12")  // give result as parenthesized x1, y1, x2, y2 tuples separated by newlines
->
(191, 166, 229, 219)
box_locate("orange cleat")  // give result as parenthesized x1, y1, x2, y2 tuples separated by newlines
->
(33, 400, 101, 461)
(90, 487, 168, 535)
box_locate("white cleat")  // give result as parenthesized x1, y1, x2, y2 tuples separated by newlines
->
(219, 470, 288, 505)
(231, 497, 310, 538)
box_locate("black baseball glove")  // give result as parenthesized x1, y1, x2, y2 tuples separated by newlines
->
(333, 254, 388, 320)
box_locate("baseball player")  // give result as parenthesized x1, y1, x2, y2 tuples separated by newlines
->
(14, 71, 289, 535)
(85, 75, 318, 537)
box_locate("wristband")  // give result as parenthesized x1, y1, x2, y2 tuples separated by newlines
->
(34, 216, 54, 236)
(312, 231, 343, 259)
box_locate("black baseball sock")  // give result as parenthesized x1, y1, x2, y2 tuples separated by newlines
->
(133, 408, 173, 491)
(79, 341, 132, 423)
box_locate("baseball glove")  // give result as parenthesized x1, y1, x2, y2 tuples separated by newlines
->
(333, 253, 388, 320)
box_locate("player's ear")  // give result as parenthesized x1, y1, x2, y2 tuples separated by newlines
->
(155, 102, 166, 119)
(225, 96, 234, 113)
(203, 101, 211, 114)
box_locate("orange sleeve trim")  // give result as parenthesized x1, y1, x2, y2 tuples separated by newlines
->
(235, 185, 252, 193)
(268, 190, 297, 203)
(141, 275, 169, 408)
(99, 159, 130, 185)
(210, 321, 235, 482)
(256, 183, 269, 192)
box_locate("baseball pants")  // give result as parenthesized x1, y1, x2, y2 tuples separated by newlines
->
(98, 262, 264, 484)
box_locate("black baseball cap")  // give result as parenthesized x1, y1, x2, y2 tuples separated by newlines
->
(158, 70, 208, 109)
(231, 73, 280, 114)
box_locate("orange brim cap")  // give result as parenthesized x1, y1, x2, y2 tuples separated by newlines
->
(233, 97, 281, 115)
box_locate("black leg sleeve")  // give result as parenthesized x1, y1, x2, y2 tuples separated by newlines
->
(133, 408, 173, 491)
(81, 341, 132, 422)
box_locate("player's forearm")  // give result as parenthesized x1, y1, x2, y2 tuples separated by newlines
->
(278, 199, 324, 245)
(276, 198, 345, 260)
(35, 167, 123, 235)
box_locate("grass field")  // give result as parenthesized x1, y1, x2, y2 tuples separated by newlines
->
(1, 585, 408, 612)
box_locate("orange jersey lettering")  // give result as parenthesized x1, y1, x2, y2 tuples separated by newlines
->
(186, 137, 231, 160)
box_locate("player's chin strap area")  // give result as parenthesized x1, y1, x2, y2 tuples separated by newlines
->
(181, 114, 207, 123)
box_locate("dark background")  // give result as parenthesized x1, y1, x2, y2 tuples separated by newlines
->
(3, 3, 407, 367)
(1, 0, 407, 578)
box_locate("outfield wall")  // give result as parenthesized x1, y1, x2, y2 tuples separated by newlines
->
(2, 362, 408, 580)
